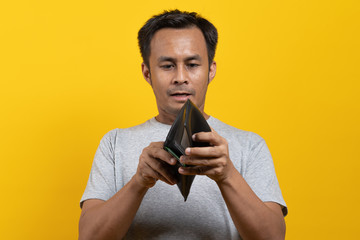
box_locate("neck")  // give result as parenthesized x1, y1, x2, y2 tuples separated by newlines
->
(155, 111, 210, 125)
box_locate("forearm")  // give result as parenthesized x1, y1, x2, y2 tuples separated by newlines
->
(79, 176, 148, 240)
(217, 169, 285, 240)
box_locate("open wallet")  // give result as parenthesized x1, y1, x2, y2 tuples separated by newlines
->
(163, 99, 211, 201)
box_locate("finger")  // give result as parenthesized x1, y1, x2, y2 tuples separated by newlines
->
(180, 155, 223, 167)
(143, 169, 172, 186)
(192, 131, 224, 146)
(143, 165, 174, 185)
(153, 173, 173, 185)
(178, 165, 213, 175)
(185, 146, 223, 158)
(148, 145, 177, 165)
(145, 160, 177, 185)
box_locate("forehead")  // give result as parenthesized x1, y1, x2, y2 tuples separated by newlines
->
(149, 27, 208, 61)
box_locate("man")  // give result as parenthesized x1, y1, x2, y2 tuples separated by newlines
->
(79, 10, 287, 240)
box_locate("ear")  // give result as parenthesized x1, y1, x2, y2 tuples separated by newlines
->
(141, 63, 152, 85)
(208, 61, 217, 84)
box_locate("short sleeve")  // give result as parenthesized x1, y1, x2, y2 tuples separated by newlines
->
(243, 133, 288, 216)
(80, 129, 118, 208)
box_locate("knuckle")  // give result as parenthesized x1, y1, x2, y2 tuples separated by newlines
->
(139, 154, 146, 163)
(203, 159, 210, 165)
(210, 147, 217, 156)
(219, 145, 227, 154)
(149, 142, 160, 149)
(214, 168, 223, 176)
(219, 160, 227, 168)
(141, 147, 151, 156)
(153, 148, 160, 156)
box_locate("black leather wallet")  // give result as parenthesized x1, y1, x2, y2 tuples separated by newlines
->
(164, 99, 211, 201)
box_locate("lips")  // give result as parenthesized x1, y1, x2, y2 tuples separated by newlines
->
(169, 91, 192, 102)
(167, 88, 195, 103)
(170, 92, 191, 97)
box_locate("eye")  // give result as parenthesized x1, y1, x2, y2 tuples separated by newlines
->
(160, 64, 174, 70)
(187, 63, 199, 68)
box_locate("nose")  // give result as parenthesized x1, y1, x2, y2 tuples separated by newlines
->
(173, 65, 189, 85)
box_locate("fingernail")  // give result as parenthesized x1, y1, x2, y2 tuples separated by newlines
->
(192, 134, 196, 140)
(170, 158, 176, 164)
(185, 148, 190, 154)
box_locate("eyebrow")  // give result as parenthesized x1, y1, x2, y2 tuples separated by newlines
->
(157, 54, 202, 63)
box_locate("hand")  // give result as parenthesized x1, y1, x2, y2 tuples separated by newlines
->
(135, 142, 178, 188)
(178, 129, 236, 183)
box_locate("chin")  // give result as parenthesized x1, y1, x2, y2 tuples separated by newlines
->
(165, 105, 184, 116)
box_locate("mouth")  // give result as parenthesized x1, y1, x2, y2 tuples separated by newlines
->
(170, 92, 191, 97)
(169, 92, 192, 102)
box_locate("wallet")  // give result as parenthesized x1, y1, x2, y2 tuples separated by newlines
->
(163, 99, 211, 201)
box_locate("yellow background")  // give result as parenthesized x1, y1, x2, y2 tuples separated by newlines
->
(1, 0, 359, 239)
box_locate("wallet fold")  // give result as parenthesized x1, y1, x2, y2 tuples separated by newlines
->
(164, 99, 211, 201)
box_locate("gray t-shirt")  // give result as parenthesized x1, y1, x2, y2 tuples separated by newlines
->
(80, 117, 287, 239)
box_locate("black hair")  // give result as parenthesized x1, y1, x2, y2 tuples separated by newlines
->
(138, 9, 218, 68)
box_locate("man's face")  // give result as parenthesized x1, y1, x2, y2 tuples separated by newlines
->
(142, 27, 216, 123)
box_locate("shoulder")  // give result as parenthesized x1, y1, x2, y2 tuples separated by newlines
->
(101, 119, 152, 140)
(101, 128, 119, 140)
(98, 119, 159, 150)
(208, 116, 264, 145)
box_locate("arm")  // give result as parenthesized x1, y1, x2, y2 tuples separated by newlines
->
(79, 177, 147, 240)
(79, 142, 177, 240)
(179, 130, 286, 240)
(216, 168, 286, 240)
